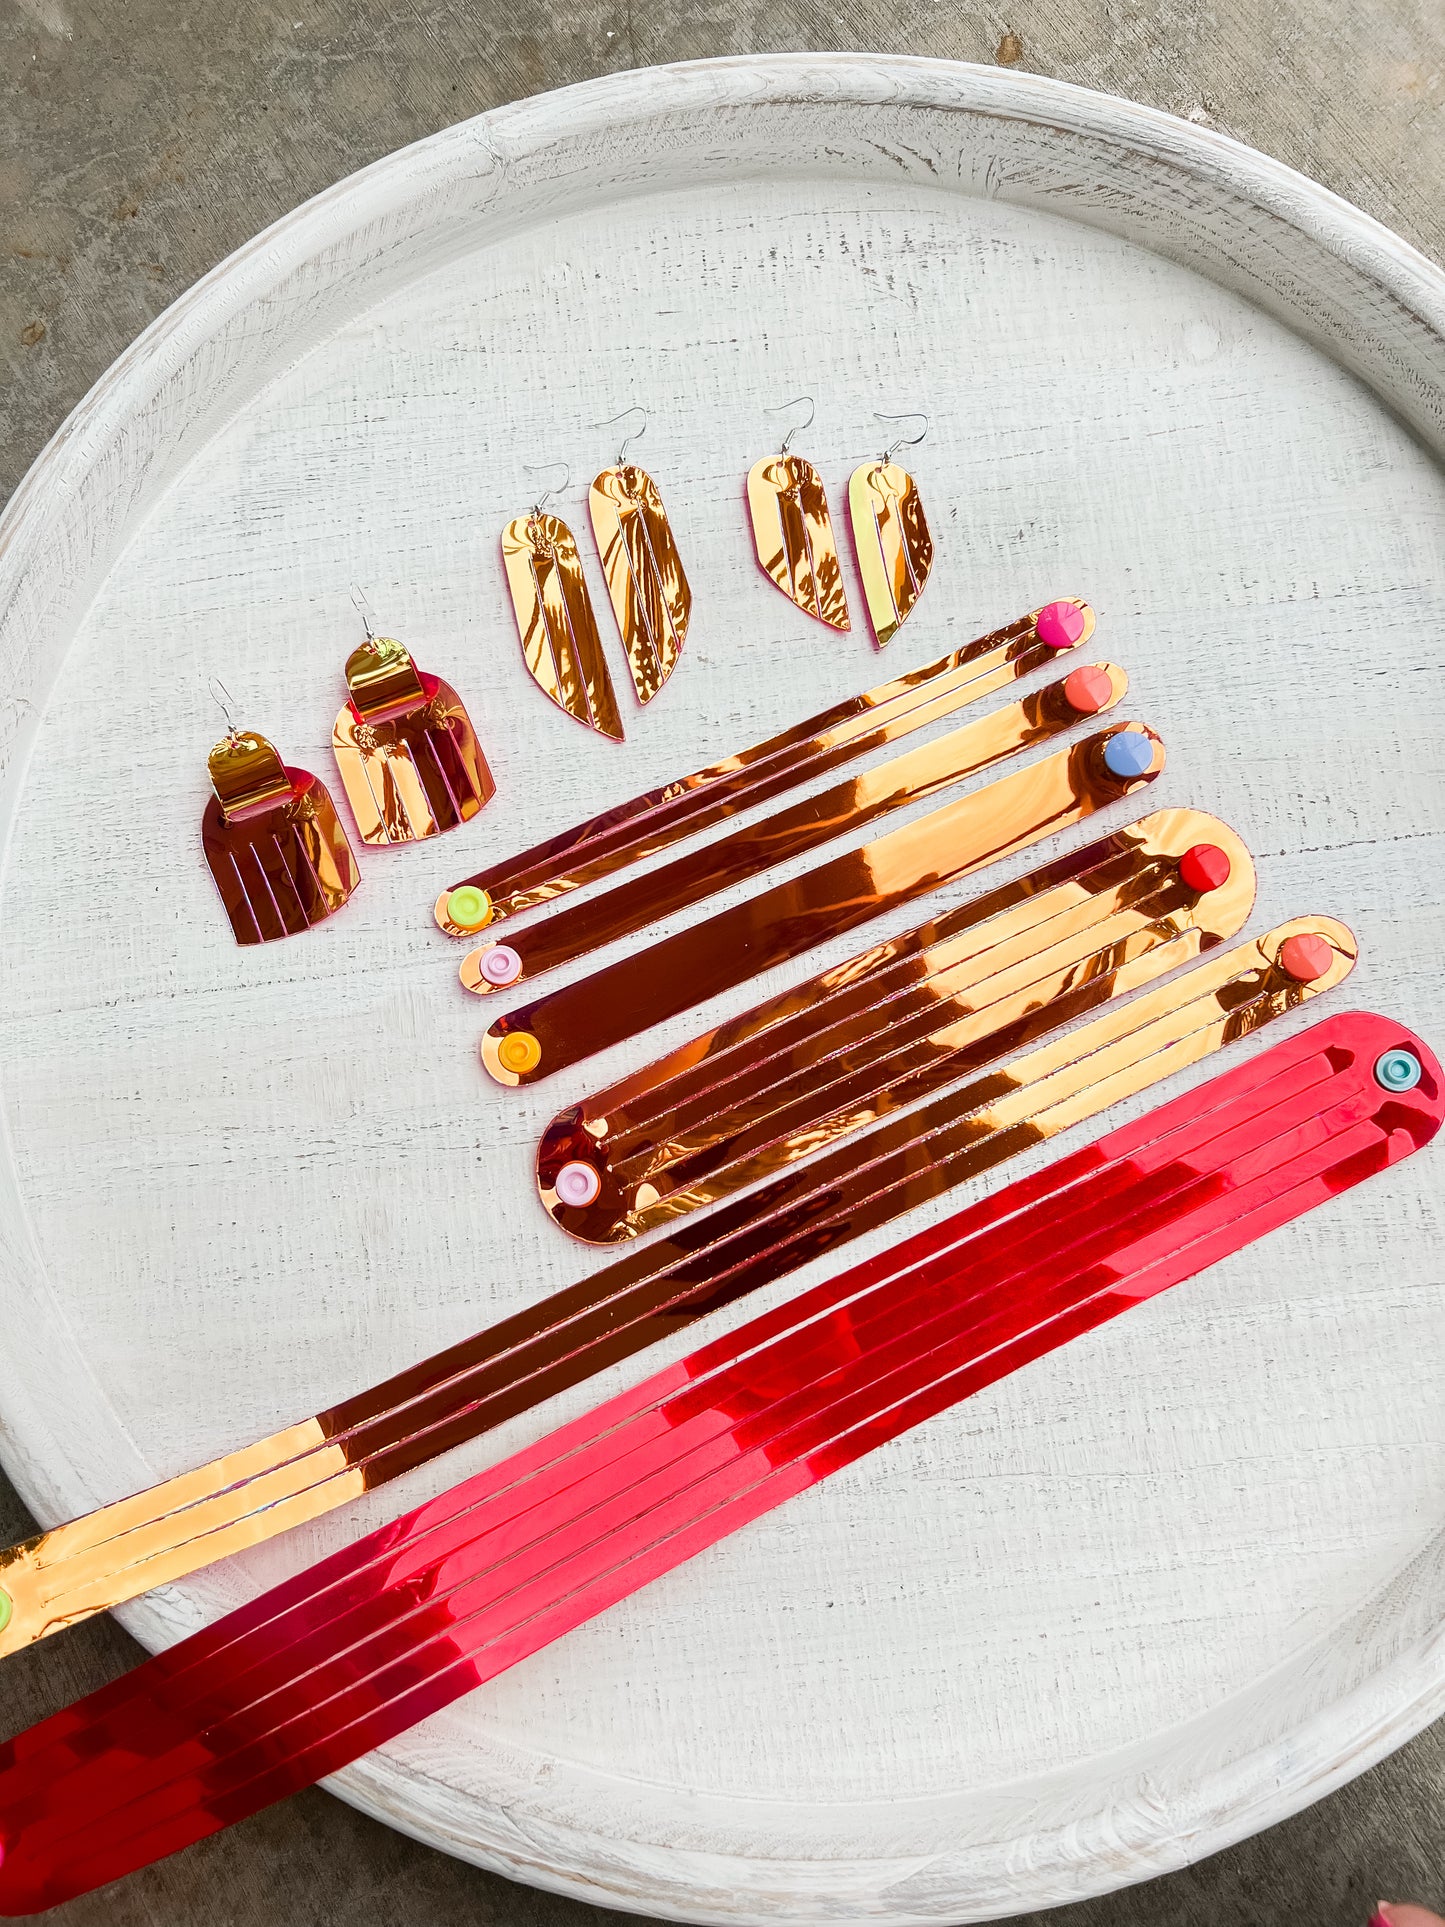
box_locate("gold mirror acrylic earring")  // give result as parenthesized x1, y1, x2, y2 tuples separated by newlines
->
(746, 395, 850, 632)
(849, 412, 935, 649)
(331, 600, 495, 846)
(202, 680, 360, 945)
(588, 407, 692, 705)
(502, 463, 624, 743)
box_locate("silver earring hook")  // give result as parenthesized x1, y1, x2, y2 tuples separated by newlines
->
(350, 584, 376, 641)
(524, 460, 571, 515)
(767, 394, 815, 455)
(594, 406, 647, 467)
(875, 411, 929, 462)
(208, 675, 240, 735)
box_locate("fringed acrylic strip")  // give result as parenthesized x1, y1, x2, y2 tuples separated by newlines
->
(537, 808, 1255, 1242)
(463, 665, 1129, 1005)
(478, 718, 1165, 1081)
(0, 917, 1347, 1661)
(0, 1011, 1431, 1915)
(434, 599, 1095, 936)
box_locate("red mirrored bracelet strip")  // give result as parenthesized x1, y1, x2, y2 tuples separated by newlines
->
(0, 916, 1352, 1659)
(537, 806, 1256, 1241)
(478, 720, 1165, 1080)
(461, 670, 1131, 1007)
(0, 1012, 1434, 1914)
(435, 599, 1095, 933)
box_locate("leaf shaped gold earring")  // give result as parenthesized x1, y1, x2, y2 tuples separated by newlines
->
(746, 395, 850, 632)
(502, 464, 624, 743)
(588, 407, 692, 706)
(848, 412, 935, 649)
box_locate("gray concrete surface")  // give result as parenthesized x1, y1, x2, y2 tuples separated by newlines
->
(2, 2, 1444, 1920)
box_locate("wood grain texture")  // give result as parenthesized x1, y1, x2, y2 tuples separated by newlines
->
(1, 30, 1445, 1927)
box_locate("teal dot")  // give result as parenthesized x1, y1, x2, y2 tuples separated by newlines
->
(1374, 1048, 1422, 1092)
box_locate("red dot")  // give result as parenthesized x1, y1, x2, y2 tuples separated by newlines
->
(1179, 843, 1231, 893)
(1061, 665, 1114, 716)
(1278, 933, 1334, 983)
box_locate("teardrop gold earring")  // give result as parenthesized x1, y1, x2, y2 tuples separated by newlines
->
(848, 411, 935, 649)
(746, 395, 851, 632)
(588, 406, 693, 707)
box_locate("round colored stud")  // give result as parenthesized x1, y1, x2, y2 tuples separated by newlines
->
(478, 944, 523, 988)
(1178, 843, 1232, 894)
(555, 1160, 603, 1208)
(447, 885, 493, 932)
(1101, 731, 1155, 781)
(1035, 600, 1089, 650)
(1061, 664, 1115, 717)
(1374, 1047, 1423, 1093)
(496, 1029, 542, 1076)
(1277, 933, 1334, 984)
(0, 1586, 10, 1637)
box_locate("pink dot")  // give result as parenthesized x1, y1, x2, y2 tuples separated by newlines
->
(1278, 933, 1334, 984)
(1035, 600, 1089, 650)
(480, 944, 523, 987)
(556, 1161, 602, 1207)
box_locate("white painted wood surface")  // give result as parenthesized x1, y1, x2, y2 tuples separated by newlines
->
(1, 54, 1444, 1924)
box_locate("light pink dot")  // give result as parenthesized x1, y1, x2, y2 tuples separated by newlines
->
(1036, 600, 1088, 649)
(480, 944, 523, 987)
(556, 1161, 602, 1208)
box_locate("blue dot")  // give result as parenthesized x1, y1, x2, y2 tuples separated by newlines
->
(1374, 1048, 1423, 1092)
(1102, 732, 1155, 780)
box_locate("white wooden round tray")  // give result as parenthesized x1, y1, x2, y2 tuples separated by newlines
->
(2, 53, 1444, 1925)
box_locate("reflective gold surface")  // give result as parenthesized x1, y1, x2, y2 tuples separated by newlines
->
(849, 458, 933, 647)
(479, 720, 1166, 1083)
(332, 638, 494, 846)
(0, 1421, 359, 1659)
(746, 451, 850, 630)
(434, 600, 1095, 934)
(502, 512, 624, 741)
(538, 808, 1256, 1241)
(589, 464, 692, 704)
(462, 667, 1128, 999)
(0, 912, 1352, 1656)
(201, 730, 360, 945)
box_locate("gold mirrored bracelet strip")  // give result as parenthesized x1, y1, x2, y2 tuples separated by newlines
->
(434, 598, 1096, 936)
(479, 718, 1165, 1083)
(464, 664, 1130, 1005)
(537, 809, 1255, 1243)
(0, 916, 1352, 1659)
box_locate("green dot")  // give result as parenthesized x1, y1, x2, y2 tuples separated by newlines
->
(447, 886, 491, 931)
(0, 1587, 12, 1636)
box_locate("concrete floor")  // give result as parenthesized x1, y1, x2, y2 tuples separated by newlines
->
(2, 2, 1444, 1921)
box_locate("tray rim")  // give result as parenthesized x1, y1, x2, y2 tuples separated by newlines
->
(2, 51, 1445, 1925)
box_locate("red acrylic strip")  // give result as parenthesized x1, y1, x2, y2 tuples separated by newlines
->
(0, 1012, 1436, 1914)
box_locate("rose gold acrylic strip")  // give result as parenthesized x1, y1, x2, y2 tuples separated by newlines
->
(479, 718, 1165, 1084)
(461, 664, 1127, 1000)
(537, 809, 1256, 1243)
(434, 599, 1096, 933)
(0, 916, 1350, 1660)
